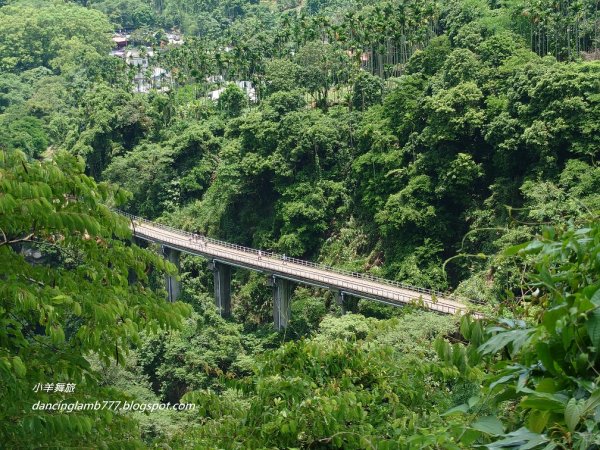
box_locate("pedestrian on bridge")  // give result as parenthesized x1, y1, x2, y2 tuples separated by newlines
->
(258, 250, 262, 261)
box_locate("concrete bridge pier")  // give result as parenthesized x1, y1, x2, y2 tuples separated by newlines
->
(162, 246, 181, 302)
(334, 291, 347, 315)
(269, 276, 293, 330)
(209, 260, 231, 318)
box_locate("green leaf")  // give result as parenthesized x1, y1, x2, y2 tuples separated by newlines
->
(468, 396, 479, 408)
(486, 427, 548, 449)
(50, 325, 65, 345)
(478, 328, 534, 356)
(503, 241, 529, 256)
(564, 398, 583, 432)
(12, 356, 26, 377)
(586, 309, 600, 348)
(587, 287, 600, 306)
(535, 378, 557, 394)
(527, 410, 550, 433)
(52, 295, 71, 305)
(583, 389, 600, 414)
(542, 304, 567, 333)
(520, 392, 568, 412)
(442, 403, 469, 416)
(460, 428, 483, 446)
(471, 416, 504, 435)
(460, 315, 472, 339)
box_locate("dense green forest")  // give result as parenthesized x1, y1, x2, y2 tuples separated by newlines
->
(1, 0, 600, 447)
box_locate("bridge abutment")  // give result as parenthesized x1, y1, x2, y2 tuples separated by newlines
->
(209, 260, 231, 318)
(269, 276, 293, 330)
(162, 246, 181, 302)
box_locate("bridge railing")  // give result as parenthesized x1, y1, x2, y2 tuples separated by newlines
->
(115, 209, 480, 308)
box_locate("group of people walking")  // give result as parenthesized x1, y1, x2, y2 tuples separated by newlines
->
(187, 234, 290, 266)
(257, 250, 287, 263)
(189, 233, 207, 248)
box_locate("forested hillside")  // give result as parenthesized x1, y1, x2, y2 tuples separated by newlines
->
(1, 0, 599, 447)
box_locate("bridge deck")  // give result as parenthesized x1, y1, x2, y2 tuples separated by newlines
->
(124, 213, 473, 316)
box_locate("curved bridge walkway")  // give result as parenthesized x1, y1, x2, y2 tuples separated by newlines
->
(118, 211, 475, 329)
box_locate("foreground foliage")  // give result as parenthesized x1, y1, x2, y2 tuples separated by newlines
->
(433, 220, 600, 449)
(0, 150, 190, 448)
(173, 312, 461, 449)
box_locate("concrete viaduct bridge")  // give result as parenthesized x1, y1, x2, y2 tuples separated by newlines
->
(119, 211, 476, 329)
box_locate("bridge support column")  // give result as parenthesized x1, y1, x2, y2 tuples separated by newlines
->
(162, 246, 181, 302)
(269, 276, 293, 330)
(334, 291, 347, 315)
(209, 261, 231, 318)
